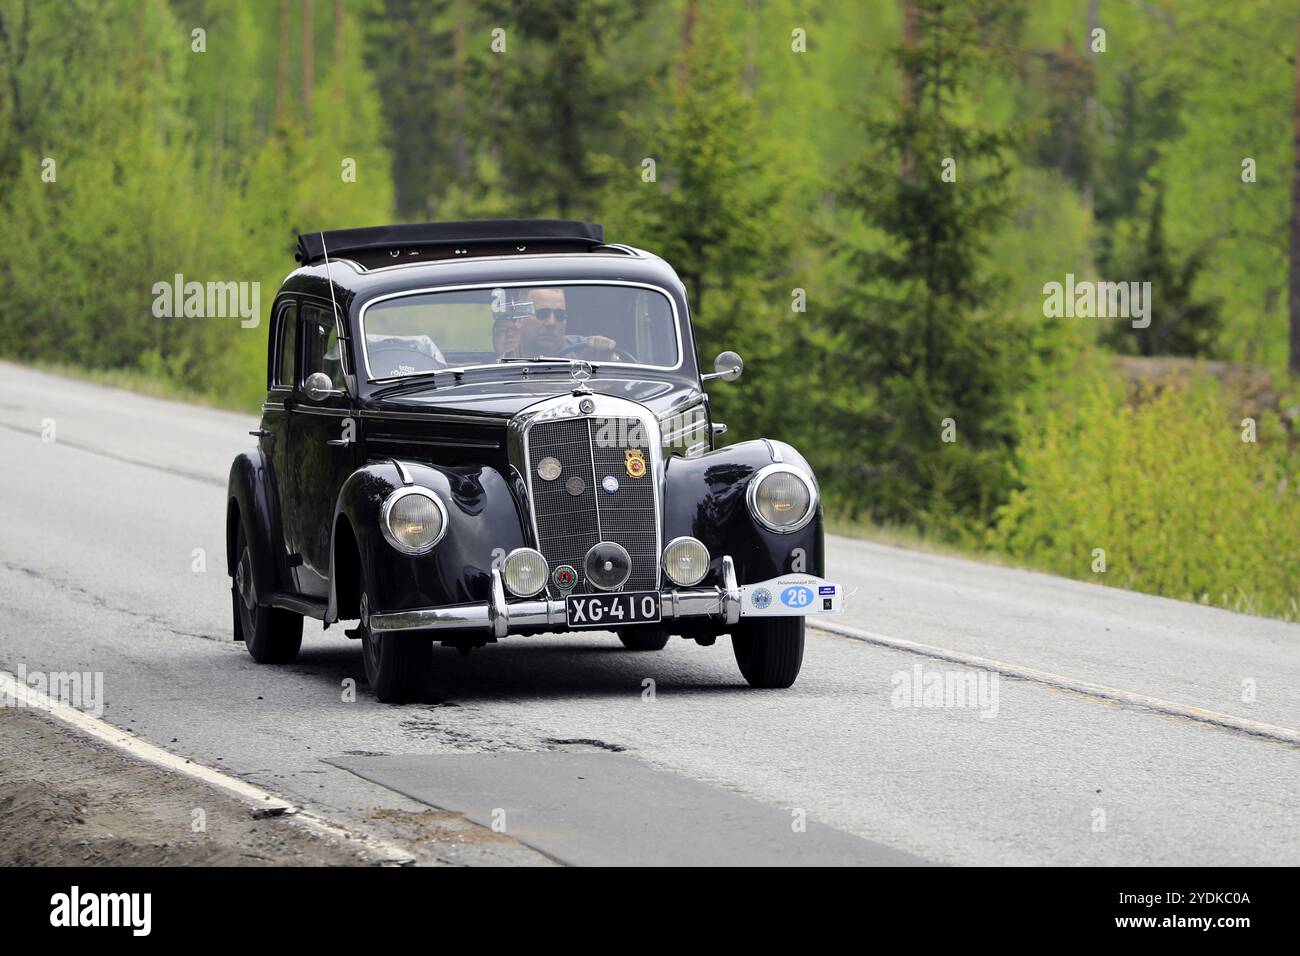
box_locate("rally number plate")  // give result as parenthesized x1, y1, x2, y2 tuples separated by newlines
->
(739, 575, 843, 617)
(565, 591, 661, 628)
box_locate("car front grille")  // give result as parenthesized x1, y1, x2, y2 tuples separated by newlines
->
(526, 415, 660, 594)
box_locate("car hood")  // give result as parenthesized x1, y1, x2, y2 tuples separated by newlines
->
(365, 376, 703, 421)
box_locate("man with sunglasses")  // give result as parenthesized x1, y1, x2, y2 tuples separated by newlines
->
(494, 287, 619, 359)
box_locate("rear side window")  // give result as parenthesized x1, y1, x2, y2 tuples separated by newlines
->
(274, 301, 297, 388)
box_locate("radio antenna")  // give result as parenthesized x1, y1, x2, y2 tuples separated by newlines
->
(320, 231, 341, 323)
(320, 231, 350, 391)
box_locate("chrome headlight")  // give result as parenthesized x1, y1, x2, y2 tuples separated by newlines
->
(662, 536, 710, 587)
(380, 488, 448, 554)
(746, 464, 817, 533)
(503, 548, 548, 597)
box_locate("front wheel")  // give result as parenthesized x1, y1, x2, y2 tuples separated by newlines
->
(617, 627, 671, 651)
(233, 524, 302, 664)
(731, 617, 804, 688)
(359, 583, 431, 704)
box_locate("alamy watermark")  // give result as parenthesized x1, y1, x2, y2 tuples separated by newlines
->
(151, 273, 260, 328)
(891, 664, 999, 718)
(50, 886, 150, 936)
(1, 663, 104, 717)
(1042, 273, 1151, 329)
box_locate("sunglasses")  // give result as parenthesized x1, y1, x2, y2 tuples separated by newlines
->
(534, 307, 568, 322)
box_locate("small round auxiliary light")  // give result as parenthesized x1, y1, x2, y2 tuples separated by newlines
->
(537, 456, 562, 481)
(662, 537, 710, 587)
(584, 542, 632, 591)
(503, 548, 548, 597)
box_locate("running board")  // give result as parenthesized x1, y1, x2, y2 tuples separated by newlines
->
(268, 592, 329, 619)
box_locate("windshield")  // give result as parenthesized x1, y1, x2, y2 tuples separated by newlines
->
(361, 283, 681, 380)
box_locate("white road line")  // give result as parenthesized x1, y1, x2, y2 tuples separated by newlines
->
(0, 670, 416, 865)
(809, 619, 1300, 747)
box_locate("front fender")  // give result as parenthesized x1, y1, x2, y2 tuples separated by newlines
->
(662, 439, 824, 585)
(226, 448, 281, 603)
(331, 460, 527, 618)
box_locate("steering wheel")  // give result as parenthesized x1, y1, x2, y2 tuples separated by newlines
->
(558, 339, 639, 364)
(368, 344, 444, 377)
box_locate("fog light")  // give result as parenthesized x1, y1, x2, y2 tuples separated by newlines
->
(503, 548, 548, 597)
(583, 541, 631, 591)
(662, 536, 709, 587)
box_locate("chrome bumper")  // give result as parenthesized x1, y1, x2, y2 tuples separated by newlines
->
(369, 556, 742, 638)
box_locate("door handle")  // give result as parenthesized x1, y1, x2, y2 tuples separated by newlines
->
(249, 429, 269, 438)
(326, 439, 351, 447)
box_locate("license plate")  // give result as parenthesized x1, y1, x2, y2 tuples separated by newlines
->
(565, 591, 661, 628)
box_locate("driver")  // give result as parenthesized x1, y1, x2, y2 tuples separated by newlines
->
(496, 287, 618, 359)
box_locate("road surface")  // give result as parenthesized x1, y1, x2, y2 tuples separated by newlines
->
(1, 361, 1297, 865)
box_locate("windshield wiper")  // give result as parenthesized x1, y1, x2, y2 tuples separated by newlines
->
(371, 372, 445, 397)
(373, 357, 601, 398)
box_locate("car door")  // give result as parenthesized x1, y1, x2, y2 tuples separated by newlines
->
(261, 298, 298, 592)
(283, 299, 357, 600)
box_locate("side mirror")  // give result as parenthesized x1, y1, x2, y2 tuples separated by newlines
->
(702, 350, 743, 382)
(303, 371, 334, 402)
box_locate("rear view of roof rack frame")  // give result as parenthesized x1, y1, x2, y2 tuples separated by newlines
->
(295, 219, 605, 267)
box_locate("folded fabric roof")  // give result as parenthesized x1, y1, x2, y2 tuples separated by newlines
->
(295, 219, 605, 265)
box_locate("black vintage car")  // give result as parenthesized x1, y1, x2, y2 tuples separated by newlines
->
(227, 220, 842, 702)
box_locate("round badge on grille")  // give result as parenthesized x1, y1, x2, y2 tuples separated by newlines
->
(578, 397, 595, 414)
(536, 456, 561, 481)
(565, 475, 586, 497)
(552, 565, 577, 590)
(602, 475, 619, 494)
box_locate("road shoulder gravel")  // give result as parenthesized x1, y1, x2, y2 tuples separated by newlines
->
(0, 707, 377, 866)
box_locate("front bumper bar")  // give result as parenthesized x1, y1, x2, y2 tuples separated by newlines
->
(369, 556, 742, 638)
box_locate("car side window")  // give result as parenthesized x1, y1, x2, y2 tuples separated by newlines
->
(301, 302, 344, 391)
(273, 300, 297, 388)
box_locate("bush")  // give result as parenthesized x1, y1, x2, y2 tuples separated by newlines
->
(994, 370, 1300, 619)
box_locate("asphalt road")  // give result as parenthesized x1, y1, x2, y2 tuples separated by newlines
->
(2, 360, 1298, 865)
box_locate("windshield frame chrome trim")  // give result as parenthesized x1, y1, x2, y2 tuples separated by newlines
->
(357, 279, 685, 385)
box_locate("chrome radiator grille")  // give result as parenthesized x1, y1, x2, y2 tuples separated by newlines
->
(526, 415, 660, 594)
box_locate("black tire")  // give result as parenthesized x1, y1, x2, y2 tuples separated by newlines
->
(233, 524, 302, 664)
(617, 627, 671, 651)
(731, 617, 804, 688)
(358, 571, 431, 703)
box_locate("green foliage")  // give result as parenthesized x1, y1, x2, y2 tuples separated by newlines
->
(996, 371, 1300, 619)
(0, 0, 221, 378)
(452, 0, 656, 218)
(816, 0, 1031, 535)
(362, 0, 458, 219)
(598, 3, 799, 444)
(0, 0, 393, 411)
(1101, 183, 1222, 357)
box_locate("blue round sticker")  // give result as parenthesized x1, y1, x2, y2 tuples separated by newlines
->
(602, 475, 619, 494)
(752, 587, 772, 610)
(780, 585, 813, 609)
